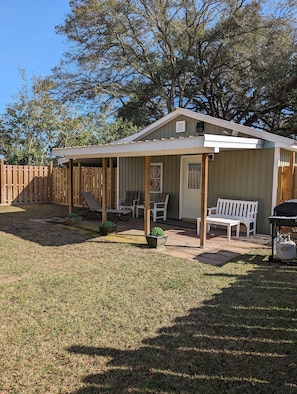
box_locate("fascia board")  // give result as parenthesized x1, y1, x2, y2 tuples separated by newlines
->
(203, 134, 263, 149)
(53, 136, 217, 159)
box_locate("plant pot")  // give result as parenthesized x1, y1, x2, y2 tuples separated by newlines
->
(146, 235, 168, 248)
(99, 225, 117, 235)
(65, 216, 82, 226)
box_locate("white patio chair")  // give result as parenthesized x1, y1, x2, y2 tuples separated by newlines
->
(150, 193, 170, 221)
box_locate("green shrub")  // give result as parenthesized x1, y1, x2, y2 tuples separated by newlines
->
(149, 226, 165, 237)
(99, 221, 117, 227)
(66, 212, 79, 218)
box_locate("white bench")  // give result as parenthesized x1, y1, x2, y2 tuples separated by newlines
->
(197, 217, 240, 241)
(207, 198, 258, 237)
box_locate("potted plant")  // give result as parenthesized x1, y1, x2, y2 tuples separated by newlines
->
(65, 212, 82, 225)
(98, 220, 117, 235)
(146, 226, 167, 248)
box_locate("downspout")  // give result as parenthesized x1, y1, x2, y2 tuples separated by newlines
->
(271, 148, 280, 212)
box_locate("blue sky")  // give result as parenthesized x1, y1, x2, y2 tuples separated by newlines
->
(0, 1, 71, 113)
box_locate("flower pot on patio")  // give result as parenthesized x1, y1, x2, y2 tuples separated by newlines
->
(146, 226, 167, 248)
(98, 221, 117, 235)
(65, 213, 82, 226)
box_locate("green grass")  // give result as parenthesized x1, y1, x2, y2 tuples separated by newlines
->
(0, 204, 296, 393)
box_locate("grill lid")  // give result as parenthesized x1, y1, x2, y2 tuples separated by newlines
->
(274, 199, 297, 216)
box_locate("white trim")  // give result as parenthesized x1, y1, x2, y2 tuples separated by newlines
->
(203, 134, 263, 149)
(179, 155, 202, 219)
(52, 134, 264, 161)
(271, 148, 280, 215)
(179, 157, 184, 219)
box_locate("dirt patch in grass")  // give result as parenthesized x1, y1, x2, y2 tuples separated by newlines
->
(0, 204, 296, 393)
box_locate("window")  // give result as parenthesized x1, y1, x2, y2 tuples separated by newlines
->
(187, 163, 201, 190)
(150, 163, 163, 193)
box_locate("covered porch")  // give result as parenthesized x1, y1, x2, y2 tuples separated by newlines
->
(53, 133, 263, 249)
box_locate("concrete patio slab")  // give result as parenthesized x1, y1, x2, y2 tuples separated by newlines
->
(74, 217, 271, 266)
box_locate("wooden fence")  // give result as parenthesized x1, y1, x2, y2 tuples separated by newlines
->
(277, 166, 297, 203)
(0, 161, 117, 208)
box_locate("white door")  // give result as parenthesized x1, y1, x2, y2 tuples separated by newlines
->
(181, 156, 202, 219)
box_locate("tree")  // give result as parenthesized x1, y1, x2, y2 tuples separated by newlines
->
(0, 71, 65, 165)
(0, 71, 137, 165)
(52, 0, 297, 133)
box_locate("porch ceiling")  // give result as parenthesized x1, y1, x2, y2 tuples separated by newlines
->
(52, 134, 263, 161)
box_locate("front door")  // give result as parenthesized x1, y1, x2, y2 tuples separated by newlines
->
(180, 156, 202, 219)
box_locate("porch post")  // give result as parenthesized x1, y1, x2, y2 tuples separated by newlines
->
(78, 162, 82, 206)
(102, 158, 108, 222)
(144, 156, 151, 235)
(68, 158, 74, 214)
(200, 153, 208, 248)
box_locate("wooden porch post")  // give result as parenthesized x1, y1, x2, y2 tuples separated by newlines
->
(200, 153, 209, 248)
(290, 152, 296, 199)
(102, 158, 108, 222)
(144, 156, 151, 235)
(109, 158, 115, 208)
(78, 162, 82, 206)
(68, 159, 74, 214)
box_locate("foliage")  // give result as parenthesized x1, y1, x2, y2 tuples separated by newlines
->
(52, 0, 297, 133)
(149, 226, 166, 237)
(99, 220, 117, 227)
(0, 71, 137, 165)
(66, 212, 79, 218)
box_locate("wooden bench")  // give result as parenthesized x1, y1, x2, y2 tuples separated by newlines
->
(197, 217, 240, 241)
(207, 198, 258, 236)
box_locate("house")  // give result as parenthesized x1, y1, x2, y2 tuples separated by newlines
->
(53, 107, 297, 240)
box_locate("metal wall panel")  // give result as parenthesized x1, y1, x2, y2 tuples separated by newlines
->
(208, 149, 275, 234)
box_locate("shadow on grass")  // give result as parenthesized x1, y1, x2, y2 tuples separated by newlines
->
(0, 204, 98, 246)
(68, 259, 297, 393)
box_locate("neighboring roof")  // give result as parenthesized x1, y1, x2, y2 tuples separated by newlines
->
(52, 108, 297, 161)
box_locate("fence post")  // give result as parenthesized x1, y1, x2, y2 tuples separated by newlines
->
(0, 159, 4, 204)
(48, 161, 53, 202)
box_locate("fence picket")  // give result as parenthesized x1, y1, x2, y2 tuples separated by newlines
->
(0, 162, 117, 208)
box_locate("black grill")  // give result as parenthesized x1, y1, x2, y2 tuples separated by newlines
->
(269, 199, 297, 263)
(269, 200, 297, 226)
(273, 199, 297, 217)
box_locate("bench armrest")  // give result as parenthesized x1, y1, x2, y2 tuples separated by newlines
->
(208, 207, 217, 215)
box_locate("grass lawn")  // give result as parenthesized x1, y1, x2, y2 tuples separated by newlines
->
(0, 204, 296, 393)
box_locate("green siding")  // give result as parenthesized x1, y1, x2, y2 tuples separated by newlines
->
(119, 155, 180, 219)
(139, 115, 197, 140)
(208, 149, 274, 234)
(139, 115, 246, 140)
(120, 148, 275, 234)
